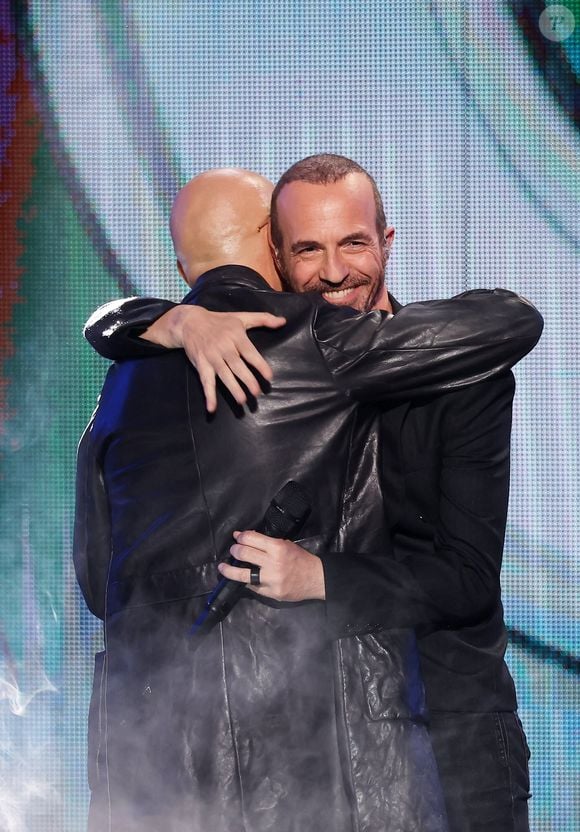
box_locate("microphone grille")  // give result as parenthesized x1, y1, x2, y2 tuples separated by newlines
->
(274, 481, 311, 519)
(262, 481, 311, 538)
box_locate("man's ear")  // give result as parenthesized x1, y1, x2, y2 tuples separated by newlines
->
(383, 225, 395, 257)
(177, 259, 187, 282)
(266, 221, 283, 272)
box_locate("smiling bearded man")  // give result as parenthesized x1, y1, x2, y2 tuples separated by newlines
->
(270, 163, 393, 313)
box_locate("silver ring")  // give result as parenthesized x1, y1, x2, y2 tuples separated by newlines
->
(250, 565, 261, 586)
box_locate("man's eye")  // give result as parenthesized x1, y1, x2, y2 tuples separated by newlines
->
(346, 240, 364, 248)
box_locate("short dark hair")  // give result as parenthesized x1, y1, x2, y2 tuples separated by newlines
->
(270, 153, 386, 249)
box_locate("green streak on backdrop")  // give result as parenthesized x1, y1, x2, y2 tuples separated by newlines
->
(0, 133, 119, 671)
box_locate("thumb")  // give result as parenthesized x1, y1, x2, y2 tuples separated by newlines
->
(238, 312, 286, 331)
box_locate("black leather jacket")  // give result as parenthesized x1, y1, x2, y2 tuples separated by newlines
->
(76, 267, 542, 832)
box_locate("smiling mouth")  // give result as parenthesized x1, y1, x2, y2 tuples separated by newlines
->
(321, 286, 364, 301)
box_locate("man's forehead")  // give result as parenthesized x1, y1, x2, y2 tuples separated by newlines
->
(279, 172, 372, 201)
(276, 173, 376, 232)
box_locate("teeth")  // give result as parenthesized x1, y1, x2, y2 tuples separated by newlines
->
(322, 288, 355, 299)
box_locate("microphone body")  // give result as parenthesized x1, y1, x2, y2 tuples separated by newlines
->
(190, 481, 311, 637)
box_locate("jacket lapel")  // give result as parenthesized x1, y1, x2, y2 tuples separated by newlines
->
(379, 294, 410, 529)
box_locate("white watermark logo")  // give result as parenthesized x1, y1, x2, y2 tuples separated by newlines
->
(539, 4, 575, 41)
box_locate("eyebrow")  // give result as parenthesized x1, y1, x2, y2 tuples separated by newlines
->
(290, 240, 320, 254)
(339, 232, 373, 245)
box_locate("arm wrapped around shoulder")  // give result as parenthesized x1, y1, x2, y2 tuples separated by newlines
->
(314, 288, 543, 402)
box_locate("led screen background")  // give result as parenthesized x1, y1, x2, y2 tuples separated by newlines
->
(0, 1, 578, 829)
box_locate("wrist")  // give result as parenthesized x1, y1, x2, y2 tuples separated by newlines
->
(164, 305, 191, 348)
(309, 556, 326, 601)
(143, 304, 194, 349)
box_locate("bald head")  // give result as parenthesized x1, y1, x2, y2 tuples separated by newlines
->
(170, 168, 281, 289)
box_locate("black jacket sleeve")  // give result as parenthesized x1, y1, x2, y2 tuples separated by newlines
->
(73, 421, 110, 620)
(83, 291, 543, 398)
(314, 289, 542, 400)
(84, 297, 177, 359)
(320, 373, 515, 637)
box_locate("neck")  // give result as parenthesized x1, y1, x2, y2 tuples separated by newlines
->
(216, 235, 282, 290)
(372, 283, 392, 313)
(236, 247, 281, 290)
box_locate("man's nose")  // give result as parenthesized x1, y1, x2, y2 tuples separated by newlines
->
(320, 251, 349, 284)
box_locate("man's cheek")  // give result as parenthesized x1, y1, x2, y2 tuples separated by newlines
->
(288, 273, 312, 294)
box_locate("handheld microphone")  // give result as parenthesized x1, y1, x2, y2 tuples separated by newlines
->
(190, 481, 311, 638)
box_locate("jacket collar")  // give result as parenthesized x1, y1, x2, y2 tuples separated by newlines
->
(186, 270, 403, 314)
(389, 292, 403, 314)
(183, 265, 271, 304)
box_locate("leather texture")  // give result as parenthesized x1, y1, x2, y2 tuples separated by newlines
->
(76, 267, 542, 831)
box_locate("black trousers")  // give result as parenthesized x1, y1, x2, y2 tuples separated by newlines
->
(428, 712, 531, 832)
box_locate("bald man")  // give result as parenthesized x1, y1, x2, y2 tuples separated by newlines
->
(76, 170, 541, 832)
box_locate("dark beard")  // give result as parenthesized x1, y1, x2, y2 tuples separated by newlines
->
(278, 257, 386, 313)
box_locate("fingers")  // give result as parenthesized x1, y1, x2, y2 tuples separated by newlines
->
(215, 362, 252, 407)
(189, 348, 261, 409)
(228, 544, 268, 566)
(195, 356, 218, 413)
(217, 562, 252, 583)
(238, 339, 274, 382)
(217, 560, 265, 596)
(221, 352, 263, 398)
(179, 310, 285, 411)
(232, 530, 278, 550)
(238, 313, 286, 331)
(222, 327, 274, 385)
(219, 537, 269, 585)
(219, 532, 322, 603)
(236, 313, 285, 382)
